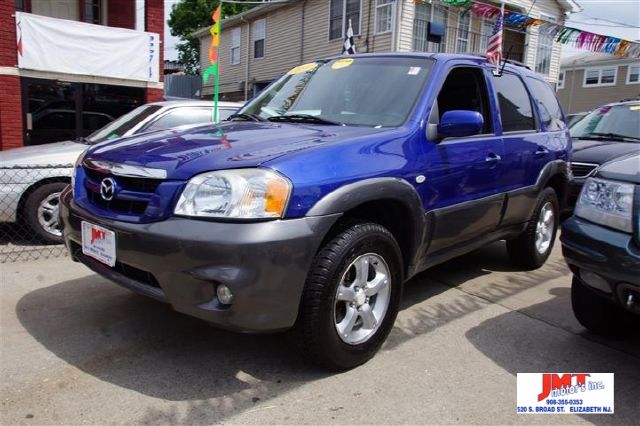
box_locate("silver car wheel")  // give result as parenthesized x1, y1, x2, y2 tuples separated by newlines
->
(535, 201, 554, 255)
(37, 192, 62, 237)
(334, 253, 391, 345)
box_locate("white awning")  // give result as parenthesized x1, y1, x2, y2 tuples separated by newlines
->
(16, 12, 160, 83)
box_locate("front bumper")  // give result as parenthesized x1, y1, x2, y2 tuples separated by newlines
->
(60, 187, 340, 332)
(0, 183, 28, 222)
(561, 216, 640, 313)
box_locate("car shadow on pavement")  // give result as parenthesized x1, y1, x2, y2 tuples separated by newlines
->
(16, 275, 331, 422)
(15, 241, 572, 423)
(465, 286, 640, 423)
(384, 241, 570, 351)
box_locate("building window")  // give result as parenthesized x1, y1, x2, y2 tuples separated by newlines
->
(231, 27, 241, 65)
(557, 71, 565, 90)
(253, 19, 265, 59)
(15, 0, 29, 12)
(375, 0, 394, 34)
(81, 0, 102, 24)
(456, 11, 471, 53)
(626, 64, 639, 84)
(413, 3, 448, 53)
(535, 14, 556, 76)
(329, 0, 361, 40)
(583, 67, 618, 87)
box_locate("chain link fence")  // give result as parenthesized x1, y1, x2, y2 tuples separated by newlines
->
(1, 165, 73, 263)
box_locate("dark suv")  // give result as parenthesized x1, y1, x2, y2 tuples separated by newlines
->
(562, 153, 640, 334)
(60, 54, 570, 369)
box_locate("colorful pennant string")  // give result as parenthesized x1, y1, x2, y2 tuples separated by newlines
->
(414, 0, 640, 58)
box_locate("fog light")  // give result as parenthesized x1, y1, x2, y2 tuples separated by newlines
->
(217, 284, 234, 304)
(580, 270, 611, 293)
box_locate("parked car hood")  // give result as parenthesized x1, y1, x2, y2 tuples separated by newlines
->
(595, 153, 640, 184)
(572, 139, 639, 165)
(86, 122, 389, 180)
(0, 141, 87, 168)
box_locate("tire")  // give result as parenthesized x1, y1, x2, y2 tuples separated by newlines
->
(24, 182, 68, 244)
(507, 187, 559, 270)
(294, 222, 403, 370)
(571, 276, 625, 336)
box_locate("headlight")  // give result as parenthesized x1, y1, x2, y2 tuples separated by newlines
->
(575, 177, 635, 233)
(174, 168, 292, 219)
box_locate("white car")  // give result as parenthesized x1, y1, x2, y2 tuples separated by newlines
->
(0, 100, 242, 243)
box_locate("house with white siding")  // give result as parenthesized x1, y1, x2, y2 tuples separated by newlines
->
(194, 0, 581, 101)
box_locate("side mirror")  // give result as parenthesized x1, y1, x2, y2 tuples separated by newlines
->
(437, 110, 484, 139)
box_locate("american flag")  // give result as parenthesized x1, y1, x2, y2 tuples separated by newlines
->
(342, 19, 356, 55)
(486, 5, 504, 65)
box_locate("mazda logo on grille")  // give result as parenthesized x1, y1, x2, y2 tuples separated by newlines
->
(100, 177, 117, 201)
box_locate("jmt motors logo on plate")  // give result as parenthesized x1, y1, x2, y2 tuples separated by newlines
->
(517, 373, 614, 414)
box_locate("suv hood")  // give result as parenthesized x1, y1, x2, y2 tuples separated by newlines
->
(572, 139, 639, 165)
(596, 153, 640, 184)
(87, 122, 389, 180)
(0, 141, 86, 168)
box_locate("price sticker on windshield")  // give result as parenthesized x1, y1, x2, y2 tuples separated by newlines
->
(629, 105, 640, 111)
(331, 58, 354, 70)
(287, 62, 318, 75)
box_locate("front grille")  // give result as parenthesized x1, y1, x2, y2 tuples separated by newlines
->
(571, 162, 598, 178)
(85, 168, 161, 193)
(85, 187, 148, 215)
(82, 165, 165, 216)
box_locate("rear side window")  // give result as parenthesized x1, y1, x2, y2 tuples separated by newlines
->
(145, 107, 213, 131)
(492, 73, 535, 132)
(527, 78, 565, 131)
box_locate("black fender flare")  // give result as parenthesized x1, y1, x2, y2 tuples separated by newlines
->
(306, 177, 427, 273)
(535, 159, 571, 208)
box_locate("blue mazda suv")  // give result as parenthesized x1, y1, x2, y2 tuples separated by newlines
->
(60, 54, 571, 369)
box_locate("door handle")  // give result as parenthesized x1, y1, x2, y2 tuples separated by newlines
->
(535, 147, 550, 156)
(485, 153, 502, 163)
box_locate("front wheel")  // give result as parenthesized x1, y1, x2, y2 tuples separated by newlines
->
(24, 182, 68, 244)
(294, 222, 403, 370)
(507, 187, 559, 270)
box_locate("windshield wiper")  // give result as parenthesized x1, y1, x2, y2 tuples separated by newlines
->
(267, 114, 343, 126)
(227, 112, 267, 122)
(575, 132, 640, 142)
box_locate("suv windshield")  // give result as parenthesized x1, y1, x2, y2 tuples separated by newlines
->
(570, 104, 640, 142)
(87, 104, 163, 143)
(238, 56, 434, 127)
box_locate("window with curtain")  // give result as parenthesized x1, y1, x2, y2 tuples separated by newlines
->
(375, 0, 394, 34)
(535, 14, 557, 76)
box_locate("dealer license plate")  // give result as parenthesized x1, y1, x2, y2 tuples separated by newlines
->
(81, 221, 116, 267)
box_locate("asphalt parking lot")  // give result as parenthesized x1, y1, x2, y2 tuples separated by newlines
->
(1, 240, 639, 425)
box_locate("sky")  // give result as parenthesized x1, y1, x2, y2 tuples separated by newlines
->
(160, 0, 640, 62)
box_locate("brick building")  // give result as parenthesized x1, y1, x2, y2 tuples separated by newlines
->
(0, 0, 164, 150)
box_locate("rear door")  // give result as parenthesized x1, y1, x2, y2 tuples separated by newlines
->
(490, 72, 548, 226)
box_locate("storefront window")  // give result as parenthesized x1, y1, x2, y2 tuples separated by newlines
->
(22, 78, 144, 145)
